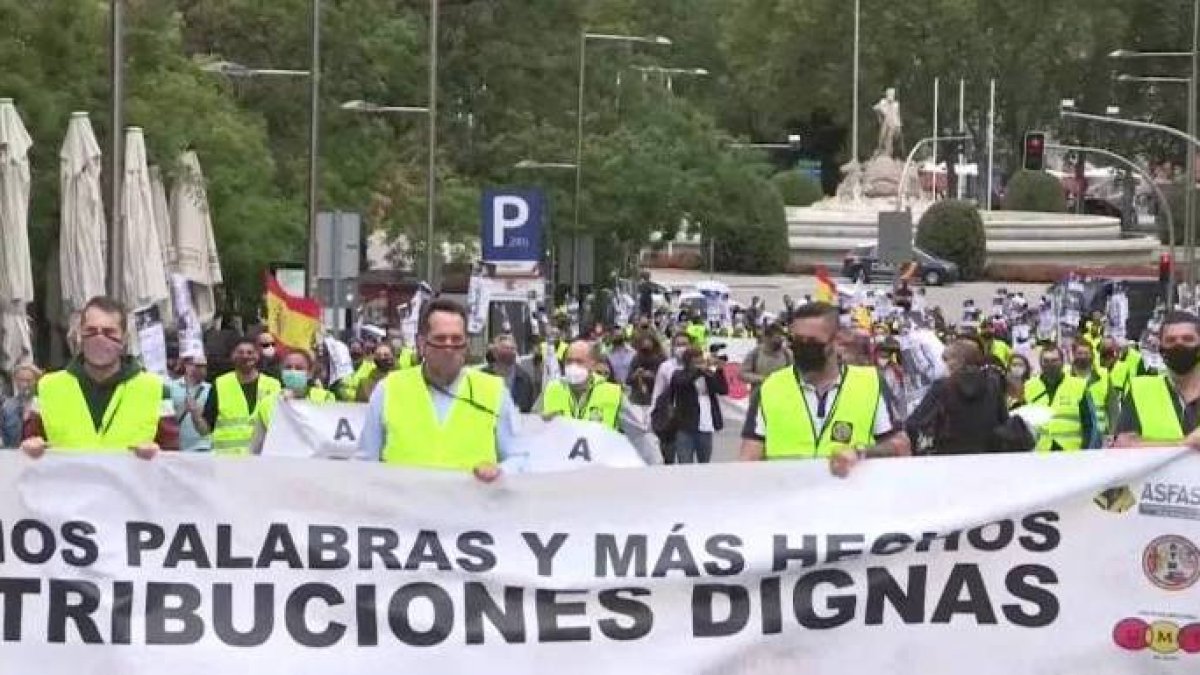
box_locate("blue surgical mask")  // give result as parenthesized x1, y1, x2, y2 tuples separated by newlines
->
(281, 370, 309, 392)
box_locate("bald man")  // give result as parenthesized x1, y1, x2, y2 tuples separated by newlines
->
(536, 340, 624, 430)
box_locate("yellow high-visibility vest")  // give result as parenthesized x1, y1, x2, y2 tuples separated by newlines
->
(542, 378, 622, 429)
(36, 370, 165, 451)
(759, 366, 881, 459)
(381, 368, 503, 470)
(1025, 375, 1087, 451)
(1128, 375, 1185, 443)
(212, 372, 281, 456)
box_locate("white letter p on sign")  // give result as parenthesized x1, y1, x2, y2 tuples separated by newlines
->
(492, 196, 529, 247)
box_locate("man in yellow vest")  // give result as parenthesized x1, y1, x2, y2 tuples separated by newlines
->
(1115, 312, 1200, 449)
(248, 349, 336, 454)
(20, 295, 176, 459)
(535, 340, 624, 429)
(357, 298, 526, 481)
(738, 302, 910, 477)
(202, 337, 281, 455)
(1069, 340, 1116, 438)
(1023, 345, 1100, 451)
(338, 338, 377, 401)
(685, 313, 708, 347)
(980, 321, 1011, 369)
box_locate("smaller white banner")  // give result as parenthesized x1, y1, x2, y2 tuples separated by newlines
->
(262, 400, 647, 471)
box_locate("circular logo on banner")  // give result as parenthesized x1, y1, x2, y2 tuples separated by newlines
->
(1113, 617, 1200, 655)
(1094, 485, 1136, 514)
(830, 421, 854, 444)
(1143, 535, 1200, 591)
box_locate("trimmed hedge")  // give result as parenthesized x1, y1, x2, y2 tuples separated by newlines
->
(1005, 169, 1066, 213)
(916, 200, 987, 280)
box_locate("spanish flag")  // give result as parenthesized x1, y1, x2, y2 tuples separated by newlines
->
(264, 273, 322, 353)
(814, 265, 837, 304)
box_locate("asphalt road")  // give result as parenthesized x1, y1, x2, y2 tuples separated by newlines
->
(648, 269, 1046, 465)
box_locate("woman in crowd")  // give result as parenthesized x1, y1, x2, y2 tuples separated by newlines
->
(665, 346, 727, 464)
(905, 339, 1010, 455)
(249, 350, 335, 455)
(1, 365, 41, 448)
(1006, 353, 1033, 410)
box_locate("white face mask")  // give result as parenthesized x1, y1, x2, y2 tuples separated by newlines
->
(564, 363, 590, 386)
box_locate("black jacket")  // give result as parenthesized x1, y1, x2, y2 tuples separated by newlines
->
(905, 367, 1011, 455)
(667, 366, 728, 433)
(482, 364, 538, 414)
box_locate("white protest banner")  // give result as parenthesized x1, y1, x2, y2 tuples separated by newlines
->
(262, 400, 647, 470)
(2, 450, 1200, 673)
(706, 337, 757, 364)
(133, 305, 168, 377)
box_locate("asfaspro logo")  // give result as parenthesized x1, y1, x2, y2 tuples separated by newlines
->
(1139, 483, 1200, 521)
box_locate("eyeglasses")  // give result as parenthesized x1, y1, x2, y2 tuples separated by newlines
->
(259, 341, 275, 348)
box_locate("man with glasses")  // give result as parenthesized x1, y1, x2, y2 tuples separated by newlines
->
(357, 298, 527, 481)
(203, 337, 282, 456)
(20, 296, 177, 457)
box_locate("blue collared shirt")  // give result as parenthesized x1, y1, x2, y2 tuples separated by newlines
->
(357, 370, 528, 472)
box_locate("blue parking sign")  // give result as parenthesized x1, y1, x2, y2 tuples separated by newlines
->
(481, 189, 544, 263)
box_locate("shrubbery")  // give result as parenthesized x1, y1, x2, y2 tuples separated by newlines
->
(916, 200, 987, 280)
(1005, 170, 1066, 212)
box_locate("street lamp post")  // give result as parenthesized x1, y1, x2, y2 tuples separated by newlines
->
(108, 0, 124, 296)
(1109, 11, 1200, 286)
(1060, 107, 1200, 285)
(573, 31, 670, 301)
(427, 0, 439, 286)
(852, 0, 860, 164)
(340, 100, 431, 278)
(1047, 142, 1177, 306)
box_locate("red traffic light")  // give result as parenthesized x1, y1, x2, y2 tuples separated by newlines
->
(1023, 131, 1046, 171)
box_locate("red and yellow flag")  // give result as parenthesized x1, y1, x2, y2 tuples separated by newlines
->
(264, 273, 322, 353)
(814, 265, 837, 304)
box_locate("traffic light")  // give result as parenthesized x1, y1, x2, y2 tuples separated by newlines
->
(1160, 252, 1173, 289)
(1023, 131, 1046, 171)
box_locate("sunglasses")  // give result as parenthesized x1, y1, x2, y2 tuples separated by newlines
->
(259, 342, 275, 348)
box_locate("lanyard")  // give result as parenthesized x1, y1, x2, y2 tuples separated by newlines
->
(569, 382, 597, 420)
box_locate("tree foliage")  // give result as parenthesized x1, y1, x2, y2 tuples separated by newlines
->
(916, 200, 987, 280)
(1, 0, 1193, 325)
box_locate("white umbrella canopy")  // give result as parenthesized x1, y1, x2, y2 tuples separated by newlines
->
(0, 98, 34, 373)
(118, 126, 169, 312)
(150, 165, 175, 274)
(171, 150, 223, 326)
(59, 112, 108, 320)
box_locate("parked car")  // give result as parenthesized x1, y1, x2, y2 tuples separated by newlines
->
(840, 244, 960, 286)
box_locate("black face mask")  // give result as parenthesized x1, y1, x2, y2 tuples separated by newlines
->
(1041, 365, 1064, 383)
(375, 359, 395, 372)
(1162, 345, 1200, 375)
(792, 338, 830, 372)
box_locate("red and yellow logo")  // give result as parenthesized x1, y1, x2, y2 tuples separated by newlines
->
(1113, 618, 1200, 655)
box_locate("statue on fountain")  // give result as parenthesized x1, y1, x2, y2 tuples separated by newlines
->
(838, 87, 915, 203)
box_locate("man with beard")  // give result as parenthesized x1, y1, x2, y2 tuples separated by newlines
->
(738, 302, 910, 477)
(204, 337, 282, 456)
(20, 296, 176, 458)
(1116, 312, 1200, 449)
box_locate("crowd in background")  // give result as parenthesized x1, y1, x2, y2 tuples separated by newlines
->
(0, 268, 1180, 464)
